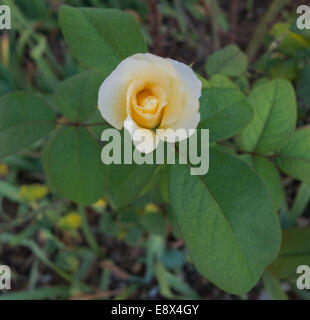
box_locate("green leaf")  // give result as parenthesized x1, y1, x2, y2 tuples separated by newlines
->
(99, 214, 119, 236)
(169, 148, 281, 294)
(155, 262, 174, 299)
(0, 180, 23, 203)
(85, 107, 112, 140)
(16, 0, 48, 19)
(269, 59, 298, 81)
(166, 272, 199, 299)
(271, 23, 310, 58)
(252, 156, 284, 212)
(234, 75, 250, 93)
(0, 286, 70, 300)
(283, 183, 310, 228)
(160, 165, 170, 203)
(55, 70, 106, 123)
(241, 154, 284, 212)
(206, 45, 247, 77)
(239, 80, 297, 154)
(297, 62, 310, 107)
(262, 271, 288, 300)
(277, 127, 310, 185)
(162, 249, 185, 270)
(140, 211, 166, 237)
(59, 5, 147, 73)
(42, 127, 105, 205)
(0, 92, 56, 159)
(199, 88, 254, 142)
(209, 74, 239, 89)
(268, 227, 310, 279)
(104, 162, 157, 209)
(253, 77, 269, 89)
(168, 208, 182, 239)
(102, 129, 158, 208)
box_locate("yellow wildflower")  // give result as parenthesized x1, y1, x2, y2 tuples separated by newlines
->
(0, 163, 9, 177)
(93, 198, 107, 208)
(145, 203, 160, 212)
(58, 212, 81, 230)
(20, 184, 49, 202)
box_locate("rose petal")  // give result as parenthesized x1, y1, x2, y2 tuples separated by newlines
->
(160, 59, 201, 127)
(158, 100, 200, 143)
(167, 58, 202, 101)
(98, 59, 133, 130)
(160, 79, 184, 126)
(126, 79, 146, 114)
(131, 53, 177, 76)
(124, 116, 159, 153)
(151, 86, 167, 109)
(160, 59, 201, 129)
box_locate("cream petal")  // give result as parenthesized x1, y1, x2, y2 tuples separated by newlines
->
(131, 53, 177, 76)
(124, 116, 159, 153)
(128, 54, 177, 92)
(158, 100, 200, 143)
(151, 86, 167, 108)
(167, 58, 202, 101)
(161, 59, 201, 127)
(98, 57, 143, 130)
(126, 79, 146, 114)
(160, 78, 184, 126)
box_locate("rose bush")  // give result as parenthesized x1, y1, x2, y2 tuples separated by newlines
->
(0, 4, 309, 297)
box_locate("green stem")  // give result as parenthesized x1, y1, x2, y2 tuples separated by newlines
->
(0, 233, 72, 282)
(246, 0, 289, 60)
(79, 206, 100, 256)
(282, 183, 310, 228)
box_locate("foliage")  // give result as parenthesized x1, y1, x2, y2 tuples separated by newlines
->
(0, 0, 309, 300)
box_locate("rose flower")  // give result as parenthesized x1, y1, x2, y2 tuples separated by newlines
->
(98, 53, 201, 153)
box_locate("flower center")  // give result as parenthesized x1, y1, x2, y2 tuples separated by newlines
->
(136, 90, 159, 114)
(128, 82, 167, 130)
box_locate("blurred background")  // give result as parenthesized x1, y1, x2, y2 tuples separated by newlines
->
(0, 0, 310, 300)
